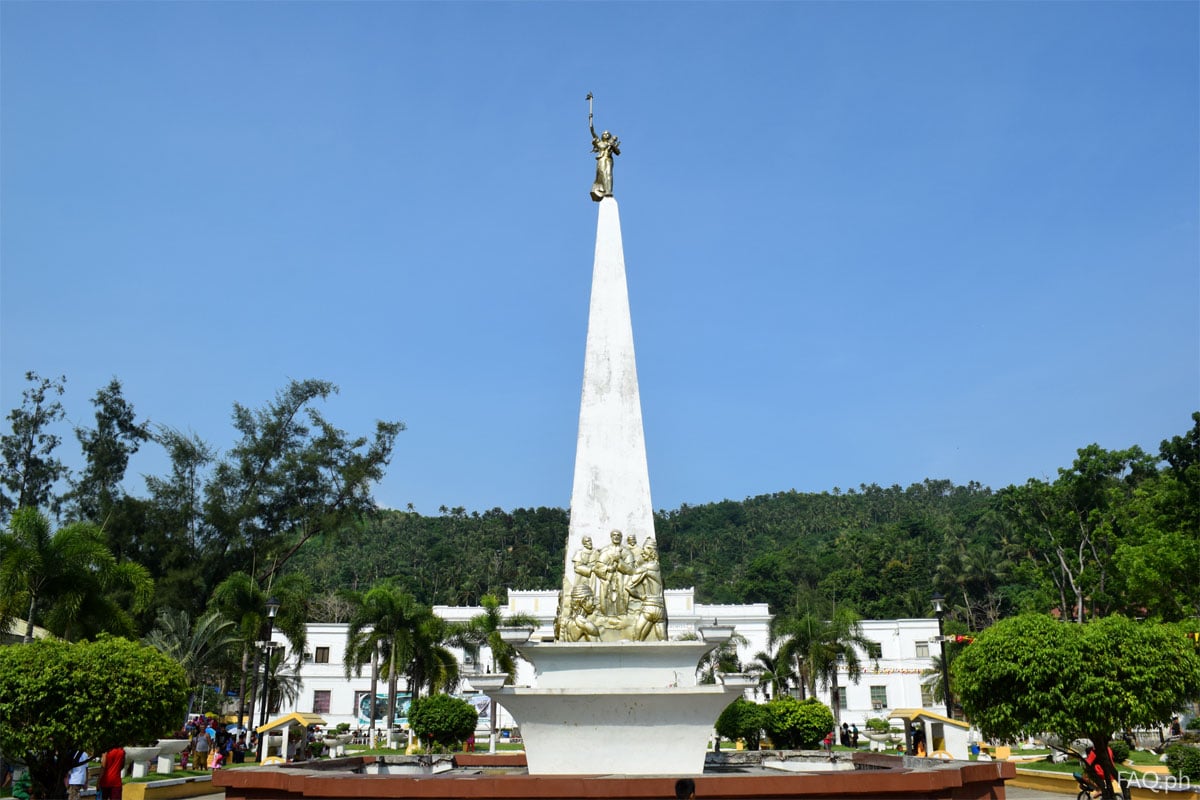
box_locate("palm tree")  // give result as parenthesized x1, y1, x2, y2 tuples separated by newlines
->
(0, 507, 153, 642)
(771, 611, 823, 699)
(772, 603, 873, 726)
(451, 594, 539, 750)
(453, 594, 538, 679)
(260, 645, 304, 717)
(407, 611, 461, 699)
(343, 580, 427, 738)
(696, 632, 748, 685)
(809, 605, 873, 728)
(143, 608, 241, 724)
(211, 571, 309, 726)
(748, 648, 796, 700)
(921, 653, 948, 708)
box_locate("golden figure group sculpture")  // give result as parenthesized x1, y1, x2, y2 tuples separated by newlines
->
(587, 92, 620, 202)
(557, 529, 667, 642)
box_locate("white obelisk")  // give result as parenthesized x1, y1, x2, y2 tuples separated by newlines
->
(564, 197, 655, 571)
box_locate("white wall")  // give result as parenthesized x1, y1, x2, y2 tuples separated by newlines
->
(270, 598, 936, 735)
(806, 618, 942, 727)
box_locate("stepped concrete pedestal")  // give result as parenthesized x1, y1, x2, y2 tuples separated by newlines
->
(481, 636, 743, 775)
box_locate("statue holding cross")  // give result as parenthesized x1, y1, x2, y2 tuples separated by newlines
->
(587, 93, 620, 202)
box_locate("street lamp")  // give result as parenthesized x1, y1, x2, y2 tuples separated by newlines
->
(932, 592, 952, 719)
(257, 597, 280, 762)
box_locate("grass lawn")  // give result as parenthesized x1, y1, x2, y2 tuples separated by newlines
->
(344, 742, 526, 757)
(127, 770, 213, 783)
(1015, 756, 1170, 782)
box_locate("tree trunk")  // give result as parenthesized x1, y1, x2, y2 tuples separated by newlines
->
(246, 647, 262, 729)
(1091, 735, 1121, 800)
(368, 646, 379, 739)
(23, 593, 38, 643)
(830, 674, 842, 728)
(235, 648, 250, 727)
(386, 640, 398, 738)
(489, 698, 497, 754)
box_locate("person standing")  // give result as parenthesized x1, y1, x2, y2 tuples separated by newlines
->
(67, 751, 88, 800)
(193, 727, 211, 770)
(97, 746, 124, 800)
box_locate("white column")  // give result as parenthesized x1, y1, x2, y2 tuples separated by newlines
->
(565, 197, 655, 572)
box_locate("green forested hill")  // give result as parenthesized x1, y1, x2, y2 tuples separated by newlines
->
(284, 479, 1006, 622)
(3, 370, 1195, 638)
(287, 410, 1198, 627)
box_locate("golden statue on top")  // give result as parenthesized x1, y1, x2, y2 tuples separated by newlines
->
(587, 92, 620, 202)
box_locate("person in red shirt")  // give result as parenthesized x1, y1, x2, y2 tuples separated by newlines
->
(1080, 745, 1116, 799)
(97, 747, 125, 800)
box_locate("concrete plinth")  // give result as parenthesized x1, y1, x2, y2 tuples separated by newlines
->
(483, 638, 741, 775)
(491, 686, 738, 775)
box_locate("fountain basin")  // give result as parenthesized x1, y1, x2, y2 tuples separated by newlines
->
(489, 685, 739, 775)
(466, 673, 509, 691)
(155, 740, 190, 755)
(124, 747, 162, 779)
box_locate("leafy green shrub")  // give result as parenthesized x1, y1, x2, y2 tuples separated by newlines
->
(1165, 744, 1200, 780)
(336, 722, 350, 733)
(1109, 740, 1130, 764)
(408, 694, 478, 750)
(763, 696, 834, 750)
(715, 698, 766, 749)
(865, 717, 890, 732)
(1188, 718, 1200, 731)
(0, 635, 188, 798)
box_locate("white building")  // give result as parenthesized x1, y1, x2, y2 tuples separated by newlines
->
(805, 618, 943, 727)
(268, 592, 940, 734)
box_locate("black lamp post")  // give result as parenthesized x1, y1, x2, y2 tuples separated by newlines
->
(932, 592, 952, 719)
(257, 597, 280, 762)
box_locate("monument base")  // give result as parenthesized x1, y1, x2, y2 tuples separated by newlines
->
(489, 686, 738, 775)
(481, 638, 743, 776)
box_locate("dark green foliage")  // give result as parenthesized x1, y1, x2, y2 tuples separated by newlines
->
(1165, 744, 1200, 780)
(715, 697, 767, 749)
(66, 378, 150, 524)
(408, 693, 479, 749)
(954, 614, 1200, 795)
(0, 636, 188, 798)
(1109, 740, 1130, 764)
(763, 696, 834, 750)
(2, 367, 1196, 642)
(0, 372, 68, 520)
(286, 506, 569, 605)
(0, 508, 153, 642)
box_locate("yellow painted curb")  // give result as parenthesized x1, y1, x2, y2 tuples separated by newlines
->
(122, 776, 215, 800)
(1011, 768, 1198, 800)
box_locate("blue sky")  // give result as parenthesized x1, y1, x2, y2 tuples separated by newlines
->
(2, 1, 1197, 516)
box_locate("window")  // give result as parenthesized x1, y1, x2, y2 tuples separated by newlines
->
(313, 690, 331, 714)
(920, 684, 935, 707)
(866, 641, 882, 659)
(915, 642, 930, 659)
(870, 685, 888, 710)
(315, 647, 330, 664)
(837, 689, 848, 710)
